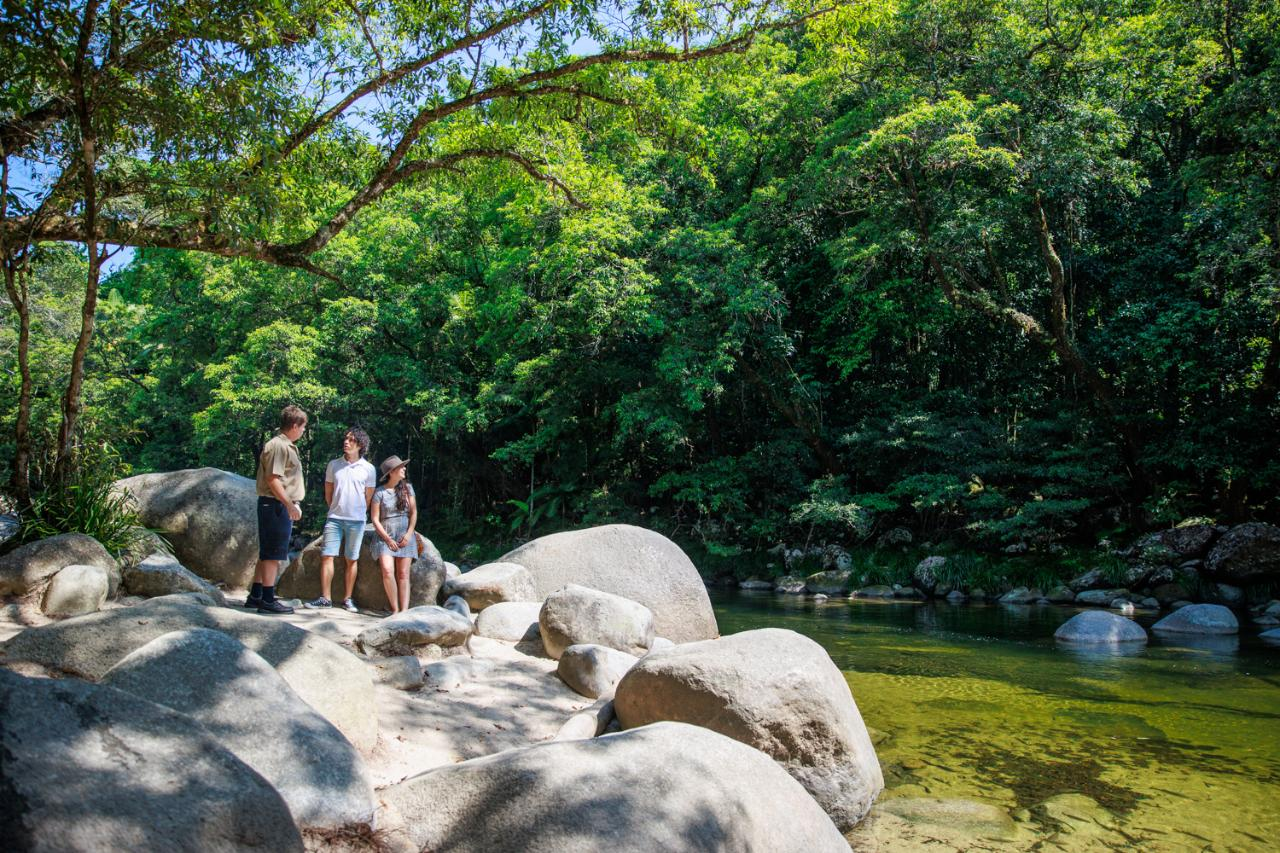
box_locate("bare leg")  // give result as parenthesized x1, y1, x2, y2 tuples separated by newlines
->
(395, 557, 411, 612)
(257, 559, 280, 586)
(318, 555, 335, 600)
(342, 556, 359, 601)
(379, 554, 398, 613)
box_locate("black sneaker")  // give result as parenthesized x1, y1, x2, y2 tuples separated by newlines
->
(257, 599, 294, 614)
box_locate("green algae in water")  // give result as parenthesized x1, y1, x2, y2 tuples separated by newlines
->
(711, 590, 1280, 851)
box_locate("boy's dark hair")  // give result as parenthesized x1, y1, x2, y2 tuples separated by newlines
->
(280, 405, 308, 430)
(345, 426, 370, 458)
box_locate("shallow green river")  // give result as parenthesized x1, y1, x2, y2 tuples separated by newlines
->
(711, 590, 1280, 852)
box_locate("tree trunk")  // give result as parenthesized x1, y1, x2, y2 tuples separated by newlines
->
(2, 253, 33, 504)
(54, 0, 103, 484)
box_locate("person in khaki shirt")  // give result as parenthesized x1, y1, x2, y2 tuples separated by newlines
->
(249, 405, 307, 613)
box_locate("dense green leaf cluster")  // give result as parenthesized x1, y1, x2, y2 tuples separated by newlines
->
(4, 0, 1277, 557)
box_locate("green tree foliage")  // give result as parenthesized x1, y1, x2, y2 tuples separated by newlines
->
(4, 0, 1277, 555)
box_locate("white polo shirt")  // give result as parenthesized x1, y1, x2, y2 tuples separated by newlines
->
(325, 457, 377, 521)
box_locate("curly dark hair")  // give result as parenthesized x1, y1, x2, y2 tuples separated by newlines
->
(344, 426, 370, 458)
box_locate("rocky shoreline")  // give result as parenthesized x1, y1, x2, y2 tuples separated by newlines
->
(727, 520, 1280, 638)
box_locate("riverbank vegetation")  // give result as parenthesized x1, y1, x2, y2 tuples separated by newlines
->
(4, 0, 1277, 564)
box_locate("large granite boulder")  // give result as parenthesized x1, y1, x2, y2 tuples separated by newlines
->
(613, 627, 883, 831)
(0, 600, 377, 754)
(1152, 603, 1239, 635)
(355, 605, 472, 656)
(556, 643, 639, 699)
(805, 569, 853, 595)
(0, 532, 120, 597)
(123, 552, 227, 605)
(1206, 523, 1280, 584)
(279, 530, 446, 608)
(499, 525, 717, 643)
(1054, 610, 1147, 644)
(379, 722, 850, 853)
(100, 628, 374, 830)
(474, 601, 543, 641)
(539, 584, 655, 660)
(1136, 524, 1216, 564)
(442, 561, 536, 611)
(41, 563, 110, 617)
(117, 468, 258, 588)
(0, 668, 302, 851)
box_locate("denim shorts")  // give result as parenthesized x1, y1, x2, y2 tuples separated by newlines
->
(257, 497, 293, 561)
(321, 518, 367, 560)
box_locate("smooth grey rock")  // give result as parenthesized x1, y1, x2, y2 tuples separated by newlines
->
(0, 532, 120, 597)
(774, 575, 807, 594)
(1206, 522, 1280, 583)
(805, 569, 853, 595)
(117, 468, 258, 588)
(1111, 598, 1135, 614)
(474, 601, 542, 641)
(855, 585, 895, 598)
(1265, 600, 1280, 618)
(1254, 615, 1280, 626)
(1067, 569, 1108, 592)
(1046, 585, 1076, 603)
(138, 591, 221, 608)
(614, 628, 883, 831)
(280, 530, 446, 609)
(424, 656, 495, 690)
(41, 563, 109, 617)
(912, 556, 946, 594)
(553, 696, 616, 741)
(894, 586, 925, 599)
(442, 561, 536, 610)
(1075, 588, 1129, 606)
(1259, 628, 1280, 642)
(813, 593, 830, 602)
(373, 655, 424, 690)
(100, 628, 374, 830)
(0, 513, 19, 546)
(500, 525, 717, 643)
(1140, 597, 1160, 609)
(444, 561, 461, 580)
(443, 594, 472, 618)
(557, 643, 639, 699)
(380, 723, 850, 853)
(999, 587, 1040, 604)
(648, 636, 675, 652)
(946, 589, 967, 602)
(0, 668, 302, 852)
(539, 584, 655, 660)
(1213, 583, 1245, 606)
(1152, 603, 1238, 634)
(970, 588, 988, 600)
(355, 605, 472, 656)
(0, 600, 378, 754)
(1054, 610, 1147, 644)
(738, 578, 774, 590)
(1170, 600, 1193, 609)
(124, 552, 227, 605)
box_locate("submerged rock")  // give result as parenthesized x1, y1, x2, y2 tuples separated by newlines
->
(878, 797, 1017, 840)
(1152, 603, 1238, 635)
(1054, 610, 1147, 644)
(379, 722, 850, 853)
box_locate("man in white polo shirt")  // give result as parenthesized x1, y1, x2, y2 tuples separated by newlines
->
(306, 426, 377, 612)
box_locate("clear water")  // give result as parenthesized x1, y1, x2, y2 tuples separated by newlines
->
(711, 590, 1280, 851)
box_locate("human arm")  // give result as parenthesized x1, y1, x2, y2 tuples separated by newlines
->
(399, 490, 417, 548)
(268, 475, 301, 521)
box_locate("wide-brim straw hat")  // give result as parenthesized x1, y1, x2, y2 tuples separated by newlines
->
(379, 455, 410, 482)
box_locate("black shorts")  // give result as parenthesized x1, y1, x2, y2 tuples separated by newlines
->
(257, 497, 293, 561)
